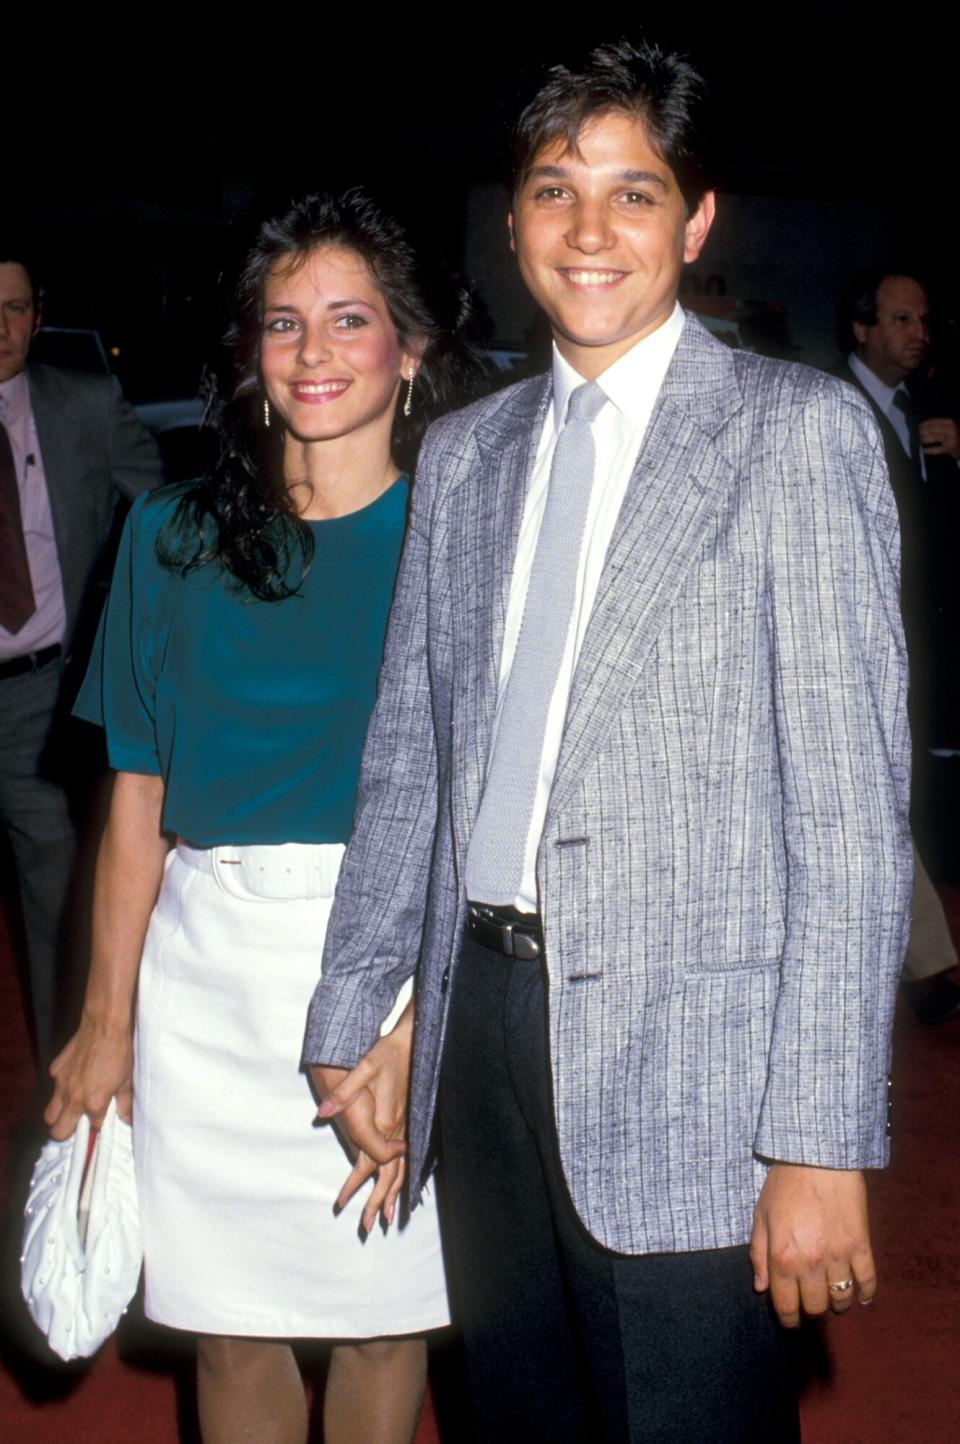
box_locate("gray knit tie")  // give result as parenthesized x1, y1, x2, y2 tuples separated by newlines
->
(465, 380, 606, 904)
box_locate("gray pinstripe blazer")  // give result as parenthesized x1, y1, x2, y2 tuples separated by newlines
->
(305, 314, 912, 1255)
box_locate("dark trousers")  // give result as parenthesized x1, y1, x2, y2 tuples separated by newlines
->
(438, 932, 800, 1444)
(0, 662, 77, 1063)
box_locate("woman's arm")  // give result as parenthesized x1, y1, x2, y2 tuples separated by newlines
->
(45, 770, 168, 1140)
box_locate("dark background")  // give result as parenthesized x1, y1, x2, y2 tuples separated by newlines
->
(7, 10, 957, 398)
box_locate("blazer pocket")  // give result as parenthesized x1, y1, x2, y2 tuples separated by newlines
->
(684, 955, 782, 976)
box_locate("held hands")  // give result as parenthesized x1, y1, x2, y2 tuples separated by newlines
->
(309, 1007, 414, 1236)
(750, 1163, 876, 1327)
(919, 416, 960, 460)
(44, 1017, 134, 1141)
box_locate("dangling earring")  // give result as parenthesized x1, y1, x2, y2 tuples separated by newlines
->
(403, 371, 414, 418)
(263, 397, 271, 429)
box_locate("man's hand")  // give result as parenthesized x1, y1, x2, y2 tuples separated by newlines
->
(919, 416, 960, 460)
(310, 1005, 414, 1235)
(750, 1163, 876, 1327)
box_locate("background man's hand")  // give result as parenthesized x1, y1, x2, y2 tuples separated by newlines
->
(919, 416, 960, 459)
(750, 1163, 876, 1327)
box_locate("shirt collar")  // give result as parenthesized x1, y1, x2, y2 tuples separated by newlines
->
(0, 368, 30, 423)
(847, 352, 903, 413)
(550, 302, 685, 430)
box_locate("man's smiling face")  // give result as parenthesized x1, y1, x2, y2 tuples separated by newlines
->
(509, 109, 714, 379)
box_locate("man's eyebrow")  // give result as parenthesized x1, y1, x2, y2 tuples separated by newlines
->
(525, 164, 572, 181)
(617, 170, 668, 189)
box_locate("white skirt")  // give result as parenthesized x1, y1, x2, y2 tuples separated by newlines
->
(133, 841, 449, 1338)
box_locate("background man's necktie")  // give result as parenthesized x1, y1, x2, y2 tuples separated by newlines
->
(465, 380, 607, 904)
(893, 387, 922, 476)
(0, 420, 37, 635)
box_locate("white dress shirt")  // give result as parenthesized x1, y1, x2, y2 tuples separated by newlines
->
(847, 352, 927, 482)
(487, 304, 685, 913)
(0, 372, 66, 660)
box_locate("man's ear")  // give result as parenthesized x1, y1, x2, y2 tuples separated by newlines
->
(32, 301, 42, 338)
(507, 212, 516, 255)
(852, 320, 868, 350)
(683, 191, 715, 264)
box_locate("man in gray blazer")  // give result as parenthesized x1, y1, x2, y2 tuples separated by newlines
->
(306, 41, 911, 1442)
(0, 246, 161, 1061)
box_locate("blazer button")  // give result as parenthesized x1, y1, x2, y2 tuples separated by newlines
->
(440, 967, 450, 994)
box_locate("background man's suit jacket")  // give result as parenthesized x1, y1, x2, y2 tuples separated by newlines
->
(832, 360, 922, 600)
(834, 358, 958, 745)
(25, 362, 161, 694)
(306, 316, 911, 1256)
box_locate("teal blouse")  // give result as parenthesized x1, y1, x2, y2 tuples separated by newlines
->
(75, 478, 409, 846)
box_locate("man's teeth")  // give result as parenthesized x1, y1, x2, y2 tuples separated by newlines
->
(566, 271, 621, 285)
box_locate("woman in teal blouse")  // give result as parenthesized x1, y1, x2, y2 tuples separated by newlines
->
(46, 193, 485, 1444)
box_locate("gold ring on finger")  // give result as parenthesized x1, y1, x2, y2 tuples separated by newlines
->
(828, 1278, 854, 1294)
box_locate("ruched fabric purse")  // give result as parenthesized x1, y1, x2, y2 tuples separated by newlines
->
(20, 1098, 142, 1360)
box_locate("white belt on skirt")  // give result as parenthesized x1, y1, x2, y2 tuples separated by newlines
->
(175, 840, 346, 902)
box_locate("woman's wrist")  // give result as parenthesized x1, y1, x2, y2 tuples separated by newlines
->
(79, 1000, 134, 1037)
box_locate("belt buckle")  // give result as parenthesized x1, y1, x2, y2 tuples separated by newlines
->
(502, 921, 540, 960)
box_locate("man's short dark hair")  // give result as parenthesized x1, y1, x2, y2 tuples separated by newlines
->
(510, 39, 713, 214)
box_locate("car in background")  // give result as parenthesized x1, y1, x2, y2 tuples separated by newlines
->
(134, 397, 211, 483)
(31, 326, 211, 483)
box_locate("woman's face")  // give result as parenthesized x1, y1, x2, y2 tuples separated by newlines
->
(259, 244, 417, 448)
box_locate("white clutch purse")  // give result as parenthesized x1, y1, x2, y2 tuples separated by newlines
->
(21, 1098, 142, 1361)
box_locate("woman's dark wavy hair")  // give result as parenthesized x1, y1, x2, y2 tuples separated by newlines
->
(158, 190, 488, 600)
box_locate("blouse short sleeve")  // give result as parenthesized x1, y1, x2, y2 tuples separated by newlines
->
(74, 490, 174, 776)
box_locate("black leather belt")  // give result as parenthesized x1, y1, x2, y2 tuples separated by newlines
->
(0, 643, 61, 682)
(466, 903, 544, 960)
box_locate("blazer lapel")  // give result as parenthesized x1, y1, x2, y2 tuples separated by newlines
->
(549, 318, 743, 818)
(26, 365, 94, 636)
(451, 376, 550, 852)
(28, 367, 78, 556)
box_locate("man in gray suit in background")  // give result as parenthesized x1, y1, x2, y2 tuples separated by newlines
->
(0, 245, 161, 1061)
(306, 41, 910, 1442)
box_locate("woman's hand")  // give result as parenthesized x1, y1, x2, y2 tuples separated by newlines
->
(310, 1004, 414, 1234)
(45, 1018, 134, 1140)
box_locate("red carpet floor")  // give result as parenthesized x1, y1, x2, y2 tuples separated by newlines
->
(1, 886, 958, 1442)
